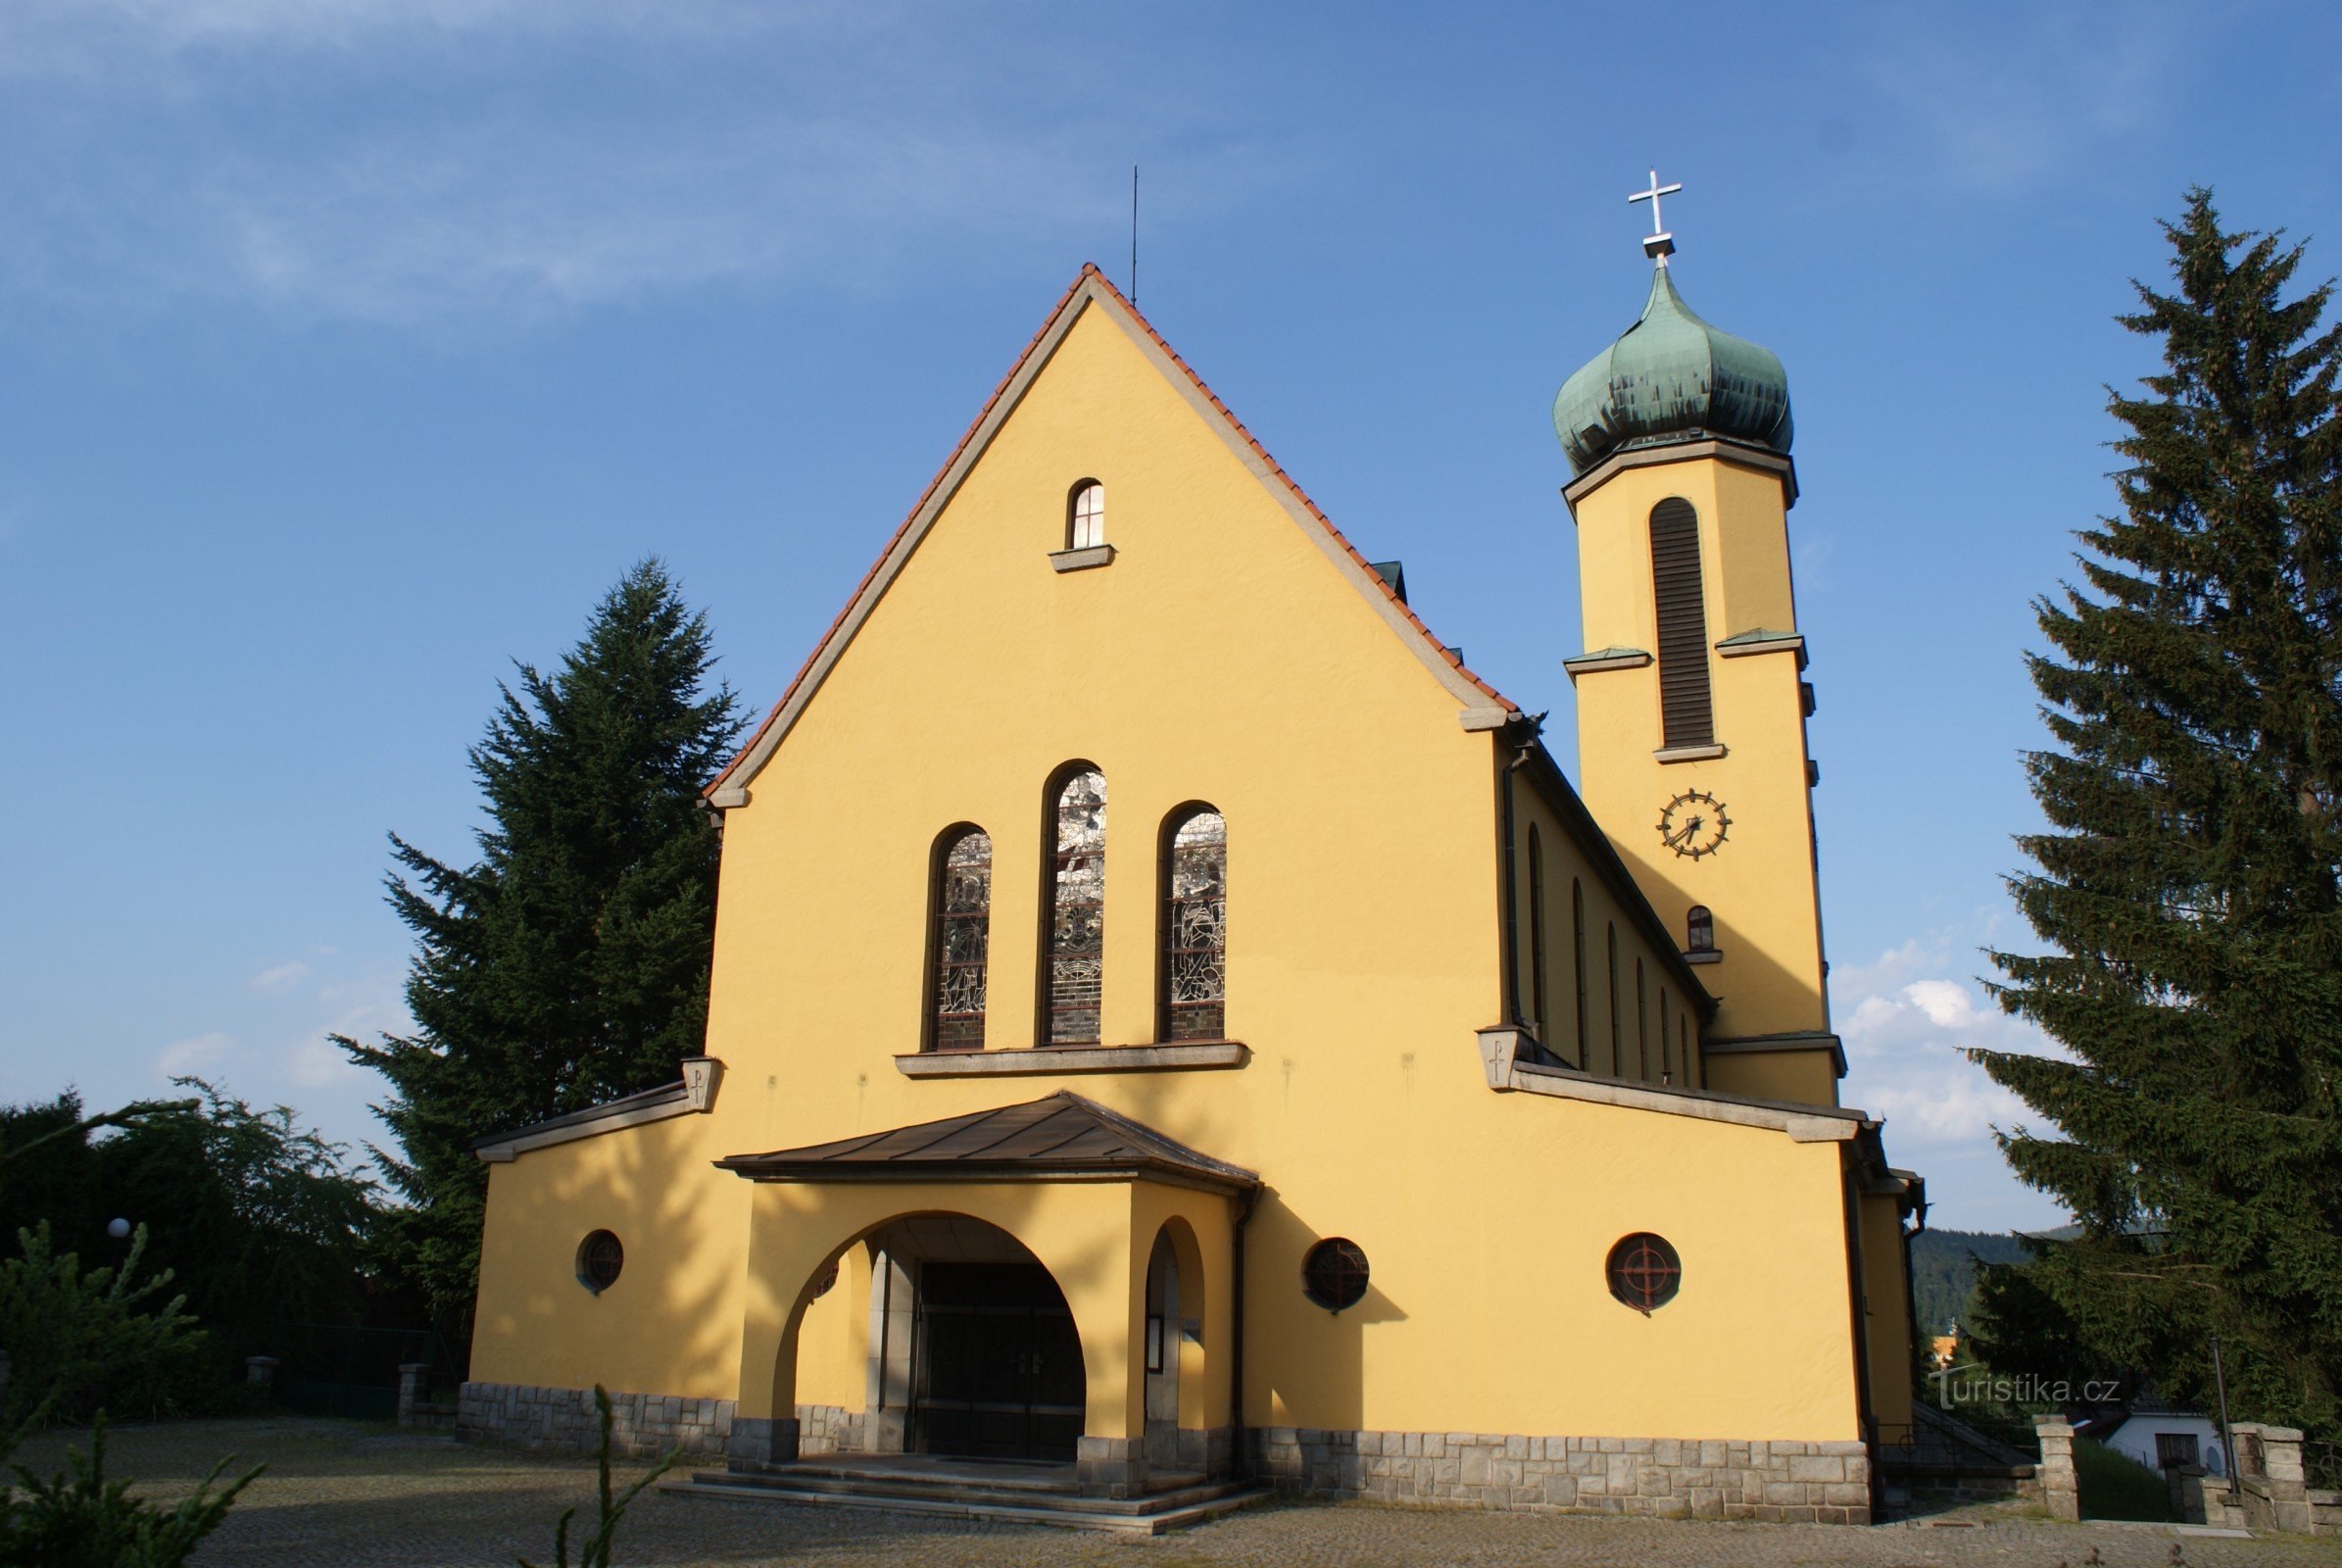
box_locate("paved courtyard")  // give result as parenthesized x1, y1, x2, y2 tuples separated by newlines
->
(14, 1417, 2341, 1568)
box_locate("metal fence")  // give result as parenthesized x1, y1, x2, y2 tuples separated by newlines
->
(270, 1323, 458, 1423)
(2308, 1440, 2342, 1494)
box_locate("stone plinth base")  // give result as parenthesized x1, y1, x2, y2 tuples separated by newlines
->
(459, 1381, 865, 1464)
(460, 1381, 736, 1457)
(1250, 1426, 1873, 1524)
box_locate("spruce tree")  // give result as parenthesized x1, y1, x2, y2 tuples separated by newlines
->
(340, 559, 744, 1320)
(1975, 190, 2342, 1441)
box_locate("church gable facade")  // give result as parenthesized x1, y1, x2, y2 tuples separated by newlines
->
(463, 263, 1921, 1527)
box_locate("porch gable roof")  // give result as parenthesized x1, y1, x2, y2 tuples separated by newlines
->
(714, 1090, 1258, 1197)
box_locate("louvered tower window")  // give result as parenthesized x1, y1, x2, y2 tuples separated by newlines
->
(928, 826, 993, 1051)
(1648, 498, 1714, 748)
(1046, 766, 1107, 1043)
(1162, 807, 1227, 1041)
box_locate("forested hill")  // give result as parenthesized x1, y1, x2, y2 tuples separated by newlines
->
(1909, 1228, 2035, 1336)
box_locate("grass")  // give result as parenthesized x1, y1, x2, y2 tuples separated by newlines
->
(2074, 1437, 2174, 1522)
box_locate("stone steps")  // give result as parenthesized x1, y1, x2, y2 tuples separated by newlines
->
(661, 1465, 1269, 1534)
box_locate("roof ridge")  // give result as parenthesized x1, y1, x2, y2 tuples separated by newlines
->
(705, 265, 1515, 801)
(1072, 267, 1517, 716)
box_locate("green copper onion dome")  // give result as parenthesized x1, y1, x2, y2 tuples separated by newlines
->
(1553, 265, 1792, 476)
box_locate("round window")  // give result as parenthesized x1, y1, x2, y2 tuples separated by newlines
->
(1301, 1238, 1369, 1312)
(1606, 1232, 1681, 1313)
(576, 1230, 623, 1294)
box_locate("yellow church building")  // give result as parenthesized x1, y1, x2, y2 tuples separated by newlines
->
(459, 228, 1924, 1527)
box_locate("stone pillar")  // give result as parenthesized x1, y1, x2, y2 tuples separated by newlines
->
(2032, 1416, 2078, 1522)
(726, 1415, 800, 1473)
(862, 1251, 913, 1453)
(2172, 1463, 2205, 1524)
(1077, 1435, 1150, 1499)
(2249, 1425, 2314, 1534)
(245, 1355, 279, 1391)
(397, 1363, 426, 1428)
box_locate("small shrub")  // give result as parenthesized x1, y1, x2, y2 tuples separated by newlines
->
(0, 1222, 203, 1426)
(0, 1412, 261, 1567)
(521, 1386, 682, 1568)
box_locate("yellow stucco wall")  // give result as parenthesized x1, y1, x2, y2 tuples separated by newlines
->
(1859, 1191, 1917, 1431)
(470, 291, 1875, 1447)
(1570, 452, 1830, 1061)
(1705, 1048, 1840, 1105)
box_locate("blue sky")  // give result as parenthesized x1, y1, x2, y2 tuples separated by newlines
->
(2, 2, 2334, 1233)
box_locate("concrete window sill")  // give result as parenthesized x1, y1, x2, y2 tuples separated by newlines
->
(1049, 544, 1116, 573)
(897, 1041, 1248, 1077)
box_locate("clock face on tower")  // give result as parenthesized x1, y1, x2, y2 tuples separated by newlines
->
(1657, 790, 1730, 859)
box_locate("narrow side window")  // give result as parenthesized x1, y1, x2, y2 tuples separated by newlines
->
(1658, 985, 1671, 1083)
(1635, 958, 1648, 1079)
(928, 826, 992, 1052)
(1648, 497, 1714, 747)
(1161, 807, 1228, 1041)
(1606, 923, 1621, 1076)
(1046, 766, 1107, 1044)
(1572, 880, 1588, 1069)
(1527, 826, 1549, 1036)
(1068, 480, 1105, 550)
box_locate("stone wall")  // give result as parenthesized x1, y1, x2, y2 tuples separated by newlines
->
(463, 1386, 1880, 1525)
(796, 1404, 865, 1456)
(1249, 1427, 1872, 1524)
(459, 1381, 862, 1462)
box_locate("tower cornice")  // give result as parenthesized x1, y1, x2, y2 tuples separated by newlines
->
(1560, 435, 1797, 515)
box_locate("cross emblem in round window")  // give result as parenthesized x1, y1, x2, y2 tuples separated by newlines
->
(1606, 1232, 1681, 1314)
(1302, 1238, 1369, 1313)
(575, 1230, 623, 1295)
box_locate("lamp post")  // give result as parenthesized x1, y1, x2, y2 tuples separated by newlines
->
(2210, 1334, 2239, 1485)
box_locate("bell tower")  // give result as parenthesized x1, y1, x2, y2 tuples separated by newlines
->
(1554, 181, 1840, 1105)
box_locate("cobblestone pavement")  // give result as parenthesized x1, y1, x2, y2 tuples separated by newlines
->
(15, 1418, 2342, 1568)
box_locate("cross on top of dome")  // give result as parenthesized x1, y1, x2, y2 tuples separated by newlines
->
(1628, 169, 1683, 264)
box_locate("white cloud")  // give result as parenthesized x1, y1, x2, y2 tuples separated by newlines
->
(0, 4, 1303, 324)
(249, 959, 311, 995)
(156, 1029, 238, 1076)
(1833, 931, 2066, 1156)
(281, 966, 409, 1088)
(1854, 9, 2185, 196)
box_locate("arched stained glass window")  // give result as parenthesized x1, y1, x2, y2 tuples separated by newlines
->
(929, 826, 993, 1052)
(1162, 807, 1227, 1041)
(1047, 767, 1107, 1044)
(1068, 481, 1105, 550)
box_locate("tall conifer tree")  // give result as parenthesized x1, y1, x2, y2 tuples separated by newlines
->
(341, 560, 744, 1319)
(1975, 191, 2342, 1439)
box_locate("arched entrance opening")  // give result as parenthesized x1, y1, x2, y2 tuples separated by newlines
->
(860, 1213, 1085, 1463)
(1142, 1215, 1210, 1470)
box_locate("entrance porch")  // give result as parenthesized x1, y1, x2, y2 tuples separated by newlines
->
(715, 1091, 1255, 1500)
